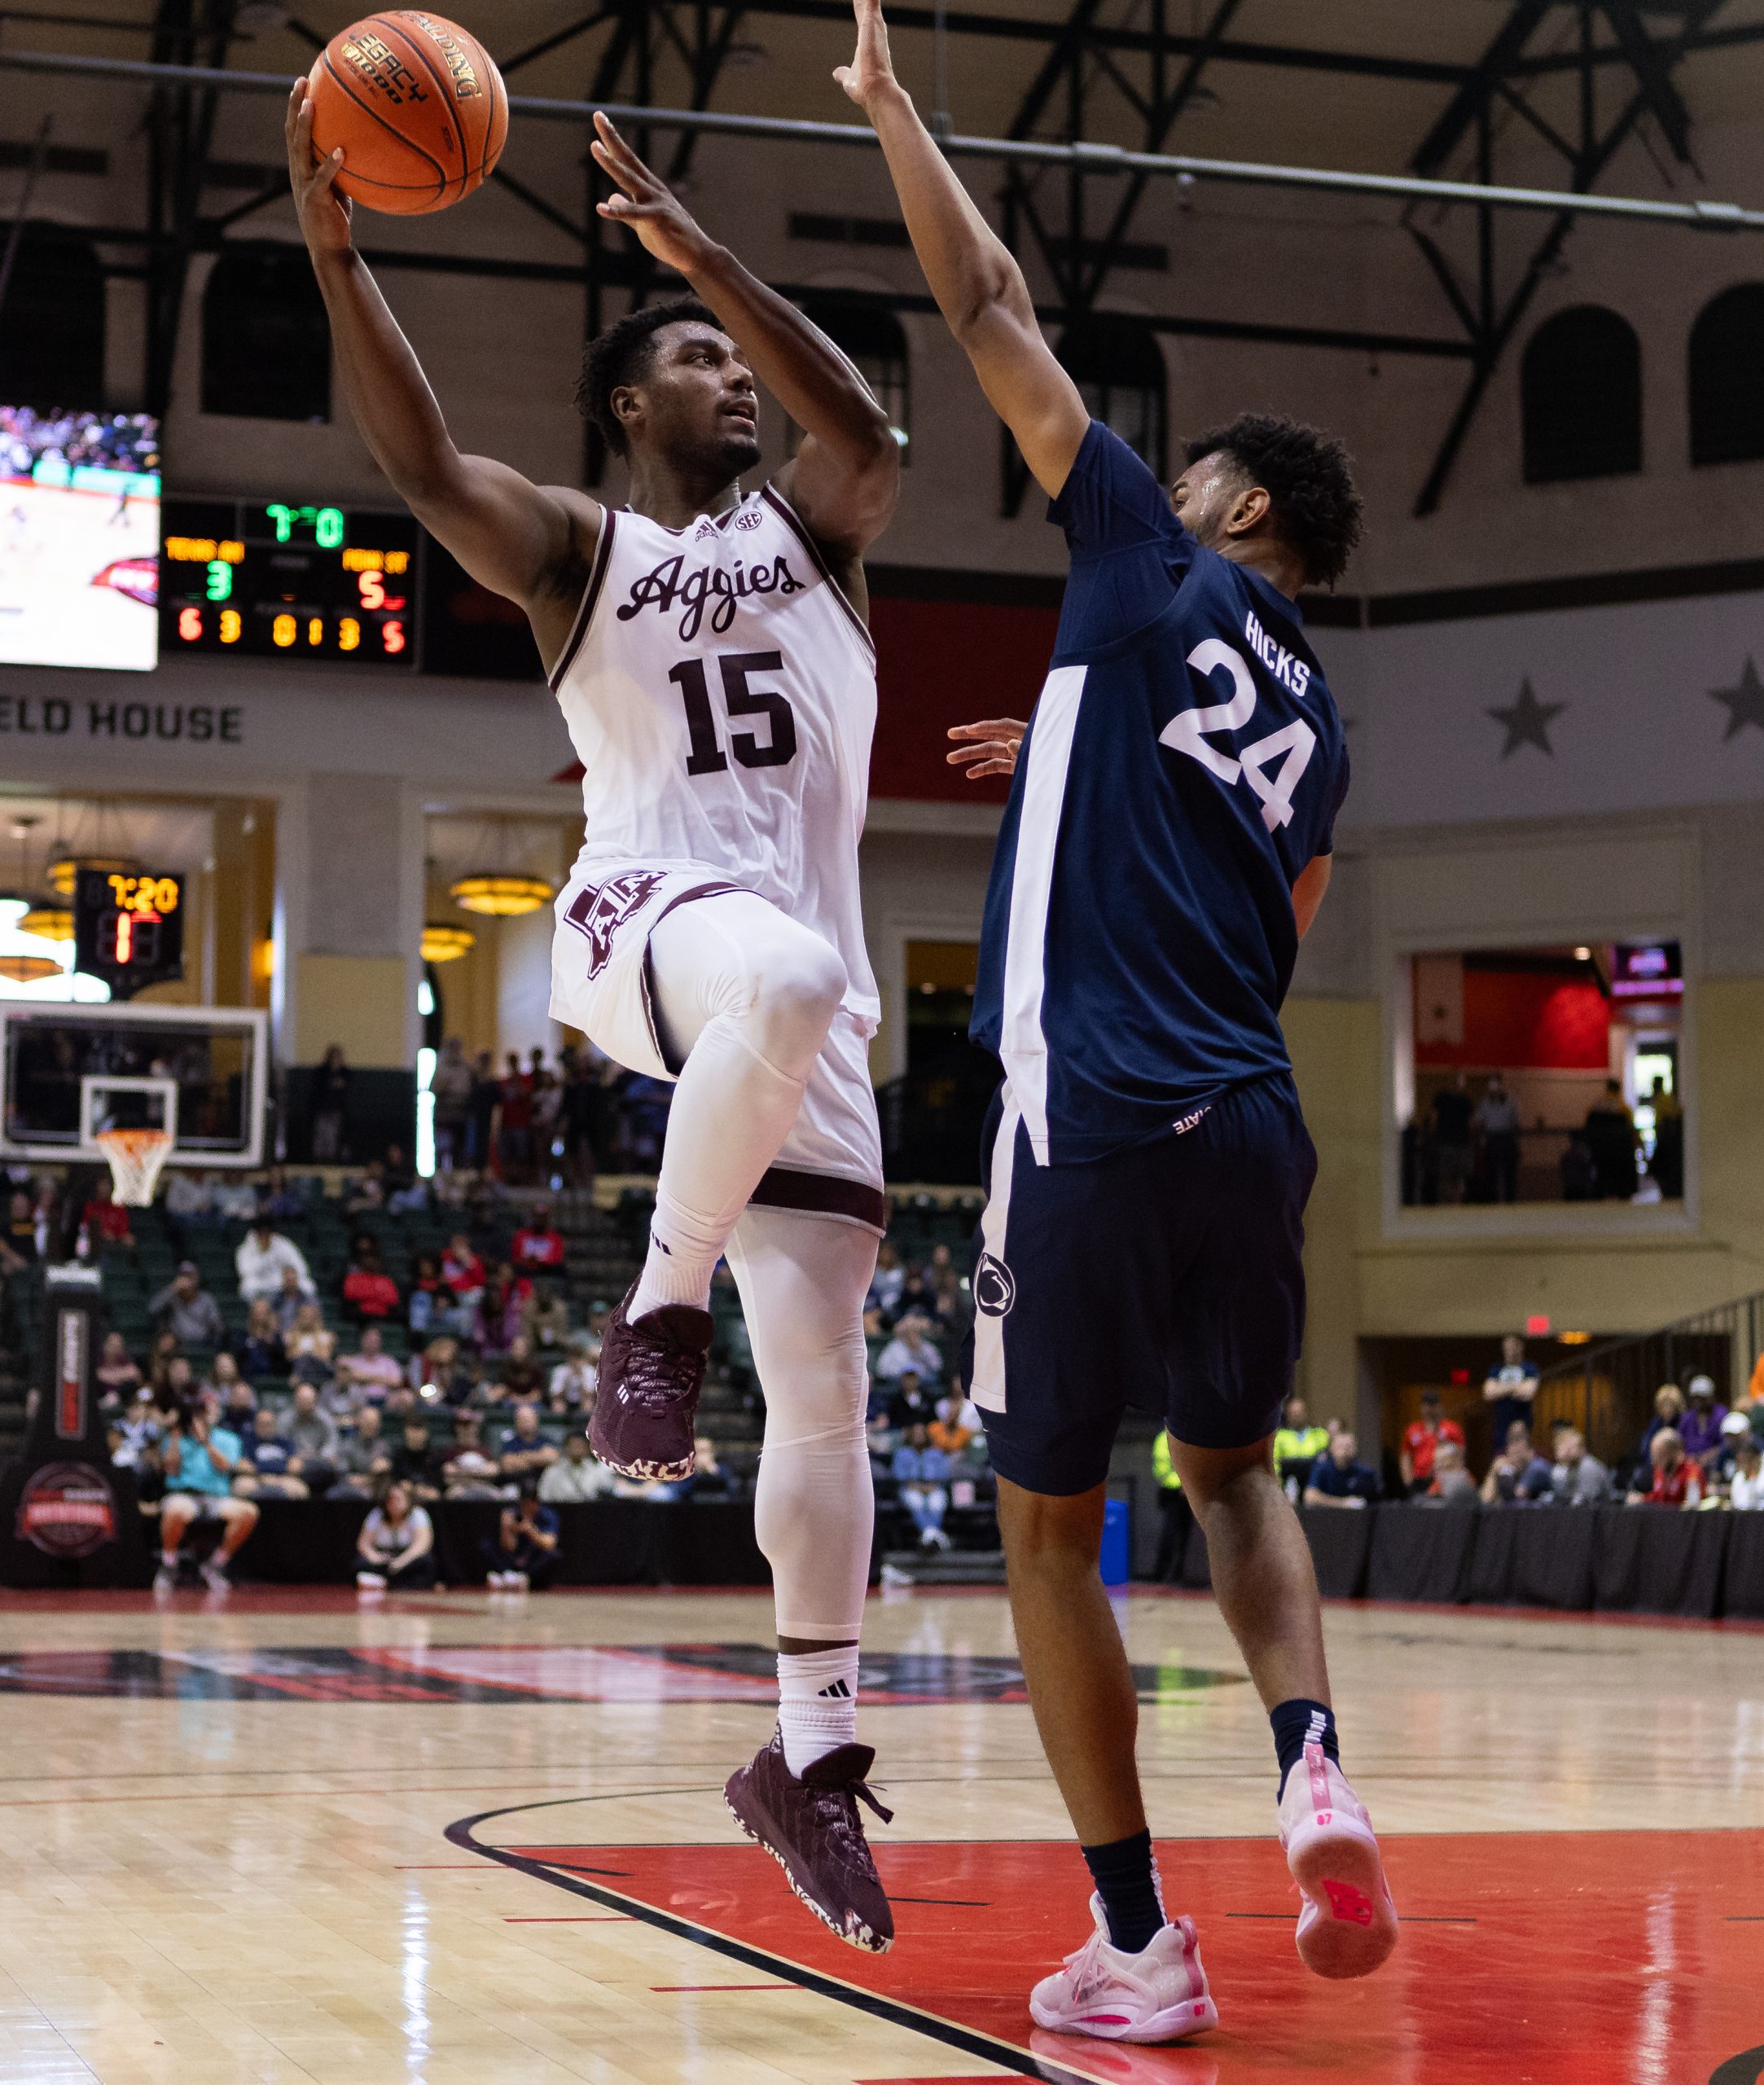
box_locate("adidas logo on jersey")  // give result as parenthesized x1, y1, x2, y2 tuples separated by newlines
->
(615, 551, 805, 641)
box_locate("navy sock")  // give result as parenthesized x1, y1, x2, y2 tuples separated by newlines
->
(1081, 1828, 1165, 1954)
(1270, 1698, 1339, 1797)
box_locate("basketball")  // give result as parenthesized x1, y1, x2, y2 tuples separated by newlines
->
(307, 11, 507, 216)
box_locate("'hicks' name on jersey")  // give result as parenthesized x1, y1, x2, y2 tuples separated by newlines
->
(1244, 608, 1311, 700)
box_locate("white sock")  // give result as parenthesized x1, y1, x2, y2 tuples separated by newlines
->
(777, 1644, 858, 1776)
(160, 1551, 177, 1569)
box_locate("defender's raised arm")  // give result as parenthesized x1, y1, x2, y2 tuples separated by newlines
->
(287, 81, 593, 658)
(836, 0, 1089, 499)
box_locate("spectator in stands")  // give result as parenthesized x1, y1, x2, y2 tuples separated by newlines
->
(146, 1336, 182, 1403)
(1305, 1432, 1380, 1508)
(1585, 1079, 1639, 1200)
(498, 1402, 559, 1486)
(538, 1430, 612, 1503)
(218, 1374, 259, 1436)
(156, 1405, 257, 1591)
(1728, 1437, 1764, 1511)
(163, 1169, 216, 1233)
(283, 1381, 341, 1494)
(207, 1350, 252, 1411)
(893, 1423, 953, 1549)
(1715, 1411, 1753, 1490)
(238, 1297, 287, 1380)
(928, 1393, 975, 1461)
(356, 1481, 436, 1591)
(311, 1043, 352, 1163)
(523, 1280, 570, 1353)
(498, 1052, 533, 1182)
(866, 1241, 905, 1328)
(1272, 1396, 1331, 1494)
(476, 1262, 530, 1358)
(149, 1260, 226, 1351)
(344, 1166, 384, 1218)
(233, 1407, 308, 1499)
(441, 1232, 486, 1328)
(1648, 1078, 1684, 1199)
(1678, 1374, 1730, 1473)
(342, 1242, 402, 1325)
(1480, 1422, 1555, 1504)
(511, 1201, 566, 1279)
(1627, 1428, 1702, 1508)
(431, 1038, 473, 1172)
(384, 1143, 428, 1215)
(411, 1334, 466, 1407)
(1482, 1334, 1540, 1446)
(1424, 1439, 1477, 1506)
(485, 1483, 560, 1590)
(441, 1409, 502, 1498)
(3, 1188, 38, 1267)
(1635, 1384, 1686, 1474)
(466, 1049, 498, 1168)
(155, 1351, 197, 1411)
(875, 1310, 942, 1385)
(330, 1407, 392, 1497)
(406, 1253, 446, 1341)
(236, 1217, 314, 1306)
(1431, 1072, 1474, 1205)
(884, 1368, 936, 1434)
(336, 1325, 402, 1404)
(108, 1385, 164, 1486)
(261, 1167, 305, 1222)
(1550, 1428, 1614, 1506)
(285, 1301, 336, 1388)
(389, 1419, 444, 1502)
(1560, 1130, 1598, 1201)
(1399, 1391, 1466, 1497)
(549, 1335, 598, 1416)
(1472, 1073, 1522, 1203)
(81, 1176, 135, 1253)
(94, 1331, 143, 1407)
(496, 1333, 545, 1404)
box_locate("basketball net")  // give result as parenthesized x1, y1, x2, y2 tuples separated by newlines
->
(94, 1126, 174, 1207)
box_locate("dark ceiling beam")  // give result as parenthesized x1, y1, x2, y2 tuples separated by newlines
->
(1411, 0, 1555, 178)
(1005, 0, 1108, 138)
(1598, 0, 1696, 165)
(1512, 15, 1764, 73)
(498, 6, 618, 80)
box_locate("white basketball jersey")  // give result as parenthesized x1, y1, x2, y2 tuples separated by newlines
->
(550, 485, 880, 1026)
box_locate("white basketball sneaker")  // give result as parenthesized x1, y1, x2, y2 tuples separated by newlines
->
(1278, 1742, 1398, 1980)
(1028, 1895, 1218, 2043)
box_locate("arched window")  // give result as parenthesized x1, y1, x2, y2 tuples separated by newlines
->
(794, 297, 910, 461)
(1689, 283, 1764, 467)
(202, 245, 331, 422)
(1058, 313, 1167, 476)
(1520, 305, 1641, 483)
(0, 227, 104, 406)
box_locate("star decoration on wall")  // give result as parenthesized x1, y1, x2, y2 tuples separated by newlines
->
(1709, 656, 1764, 740)
(1486, 678, 1565, 758)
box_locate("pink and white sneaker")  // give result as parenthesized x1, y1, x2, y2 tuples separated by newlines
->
(1278, 1741, 1398, 1980)
(1029, 1894, 1218, 2044)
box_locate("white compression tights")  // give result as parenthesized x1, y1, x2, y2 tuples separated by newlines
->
(633, 891, 846, 1322)
(725, 1206, 877, 1643)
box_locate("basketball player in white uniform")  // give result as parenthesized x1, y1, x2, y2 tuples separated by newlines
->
(290, 92, 900, 1949)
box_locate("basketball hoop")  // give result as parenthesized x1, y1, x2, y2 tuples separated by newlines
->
(95, 1126, 174, 1207)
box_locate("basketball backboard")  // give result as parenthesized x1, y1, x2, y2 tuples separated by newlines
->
(0, 1004, 268, 1167)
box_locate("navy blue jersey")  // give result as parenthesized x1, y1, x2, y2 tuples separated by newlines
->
(971, 419, 1349, 1165)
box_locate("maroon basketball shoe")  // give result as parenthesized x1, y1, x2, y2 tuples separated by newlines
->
(588, 1284, 713, 1482)
(726, 1729, 895, 1953)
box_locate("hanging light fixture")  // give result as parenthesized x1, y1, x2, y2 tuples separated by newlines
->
(449, 873, 552, 916)
(48, 852, 136, 898)
(421, 921, 476, 962)
(20, 904, 73, 942)
(0, 953, 61, 985)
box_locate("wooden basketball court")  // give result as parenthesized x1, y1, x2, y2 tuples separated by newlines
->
(0, 1582, 1758, 2084)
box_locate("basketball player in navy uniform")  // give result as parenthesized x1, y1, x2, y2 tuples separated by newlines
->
(289, 92, 900, 1949)
(840, 0, 1398, 2040)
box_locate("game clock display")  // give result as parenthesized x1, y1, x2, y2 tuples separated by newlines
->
(159, 499, 419, 666)
(73, 869, 185, 999)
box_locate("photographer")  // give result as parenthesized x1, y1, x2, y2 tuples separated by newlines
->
(156, 1398, 258, 1593)
(483, 1482, 560, 1591)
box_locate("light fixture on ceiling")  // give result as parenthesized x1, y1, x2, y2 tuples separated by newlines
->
(20, 906, 73, 943)
(449, 873, 553, 917)
(48, 854, 137, 898)
(421, 922, 477, 962)
(1574, 946, 1592, 962)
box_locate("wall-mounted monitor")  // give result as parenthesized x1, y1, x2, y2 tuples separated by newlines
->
(0, 406, 161, 672)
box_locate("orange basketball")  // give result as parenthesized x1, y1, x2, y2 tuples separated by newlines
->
(308, 11, 507, 216)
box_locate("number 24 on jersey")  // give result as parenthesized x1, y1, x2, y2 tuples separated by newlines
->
(1160, 638, 1316, 832)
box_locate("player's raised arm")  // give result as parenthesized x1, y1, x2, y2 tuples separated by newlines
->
(286, 82, 594, 634)
(837, 0, 1089, 499)
(589, 112, 899, 568)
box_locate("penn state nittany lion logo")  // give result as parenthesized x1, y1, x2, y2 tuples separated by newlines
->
(974, 1251, 1016, 1318)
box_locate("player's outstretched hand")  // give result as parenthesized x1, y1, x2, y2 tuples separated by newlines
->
(836, 0, 902, 116)
(286, 81, 353, 255)
(590, 112, 713, 274)
(947, 718, 1027, 780)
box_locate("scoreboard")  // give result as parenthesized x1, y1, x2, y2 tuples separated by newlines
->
(73, 869, 185, 1000)
(159, 499, 419, 667)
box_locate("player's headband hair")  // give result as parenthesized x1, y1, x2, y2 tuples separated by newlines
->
(576, 297, 725, 454)
(1181, 411, 1363, 591)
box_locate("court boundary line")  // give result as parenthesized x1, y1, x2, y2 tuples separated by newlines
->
(445, 1795, 1112, 2085)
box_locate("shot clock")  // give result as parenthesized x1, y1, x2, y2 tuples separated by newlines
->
(73, 869, 185, 1000)
(158, 499, 420, 667)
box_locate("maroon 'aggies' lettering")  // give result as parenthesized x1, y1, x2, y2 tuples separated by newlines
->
(562, 871, 667, 979)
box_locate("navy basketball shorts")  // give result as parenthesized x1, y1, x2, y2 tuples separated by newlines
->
(969, 1073, 1318, 1497)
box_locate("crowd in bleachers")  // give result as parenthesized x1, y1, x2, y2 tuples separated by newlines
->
(0, 1142, 994, 1587)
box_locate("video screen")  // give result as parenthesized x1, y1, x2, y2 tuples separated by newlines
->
(0, 406, 161, 672)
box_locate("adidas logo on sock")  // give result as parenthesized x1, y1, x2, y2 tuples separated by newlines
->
(816, 1678, 853, 1699)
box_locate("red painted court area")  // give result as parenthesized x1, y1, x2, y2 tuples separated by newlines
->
(508, 1830, 1764, 2083)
